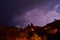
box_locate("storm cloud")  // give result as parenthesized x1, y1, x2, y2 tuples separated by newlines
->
(0, 0, 60, 27)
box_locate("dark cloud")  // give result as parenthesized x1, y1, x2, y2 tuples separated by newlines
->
(0, 0, 60, 27)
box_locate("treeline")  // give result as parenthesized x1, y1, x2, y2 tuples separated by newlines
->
(0, 20, 60, 40)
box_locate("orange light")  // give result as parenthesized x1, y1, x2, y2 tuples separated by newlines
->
(48, 29, 57, 34)
(31, 28, 34, 31)
(31, 34, 42, 40)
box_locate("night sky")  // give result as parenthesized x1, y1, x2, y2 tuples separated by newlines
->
(0, 0, 60, 28)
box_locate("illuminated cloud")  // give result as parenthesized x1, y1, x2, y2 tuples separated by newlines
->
(13, 6, 60, 27)
(1, 0, 60, 27)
